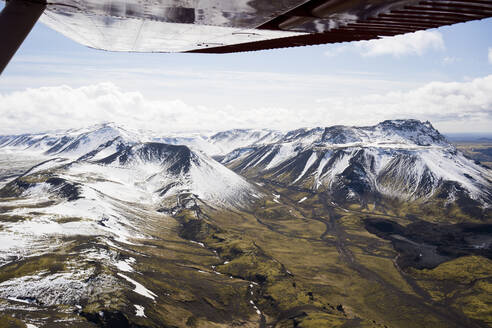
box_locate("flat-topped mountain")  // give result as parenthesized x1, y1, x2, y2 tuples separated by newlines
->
(222, 120, 491, 214)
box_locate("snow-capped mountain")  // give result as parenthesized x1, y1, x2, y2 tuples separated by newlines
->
(2, 144, 256, 209)
(0, 123, 145, 158)
(0, 124, 262, 251)
(222, 120, 492, 205)
(155, 128, 284, 156)
(82, 141, 256, 206)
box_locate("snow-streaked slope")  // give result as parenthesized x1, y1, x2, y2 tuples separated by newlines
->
(87, 142, 257, 206)
(2, 139, 257, 211)
(223, 120, 492, 203)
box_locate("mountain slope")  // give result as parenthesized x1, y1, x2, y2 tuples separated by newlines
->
(85, 141, 257, 206)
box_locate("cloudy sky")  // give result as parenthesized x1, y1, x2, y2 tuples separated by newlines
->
(0, 4, 491, 135)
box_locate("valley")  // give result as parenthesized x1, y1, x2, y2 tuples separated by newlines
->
(454, 142, 492, 169)
(0, 120, 490, 328)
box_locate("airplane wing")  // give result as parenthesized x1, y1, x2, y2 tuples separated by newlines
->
(38, 0, 492, 53)
(1, 0, 491, 72)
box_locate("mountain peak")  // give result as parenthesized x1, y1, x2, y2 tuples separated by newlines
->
(377, 119, 435, 131)
(86, 141, 255, 206)
(83, 122, 140, 137)
(274, 120, 448, 147)
(97, 142, 195, 171)
(375, 119, 447, 146)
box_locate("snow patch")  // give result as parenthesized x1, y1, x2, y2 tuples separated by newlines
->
(265, 143, 297, 170)
(115, 257, 136, 273)
(0, 270, 119, 306)
(117, 273, 157, 301)
(190, 240, 205, 248)
(293, 152, 318, 183)
(134, 304, 146, 317)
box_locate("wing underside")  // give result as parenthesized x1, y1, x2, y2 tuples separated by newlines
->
(24, 0, 492, 53)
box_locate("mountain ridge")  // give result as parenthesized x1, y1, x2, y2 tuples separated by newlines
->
(1, 119, 491, 209)
(0, 119, 455, 158)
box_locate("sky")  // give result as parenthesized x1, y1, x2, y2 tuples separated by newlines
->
(0, 3, 491, 135)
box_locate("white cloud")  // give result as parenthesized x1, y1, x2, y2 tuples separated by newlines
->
(1, 76, 491, 135)
(0, 58, 416, 109)
(489, 47, 492, 64)
(316, 75, 492, 131)
(325, 30, 445, 57)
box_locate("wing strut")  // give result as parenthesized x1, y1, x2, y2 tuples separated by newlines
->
(0, 0, 45, 75)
